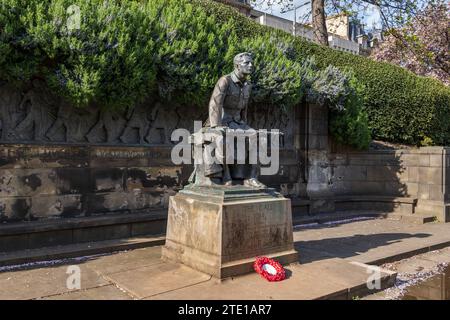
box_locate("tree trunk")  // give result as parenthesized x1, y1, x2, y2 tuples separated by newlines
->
(312, 0, 329, 46)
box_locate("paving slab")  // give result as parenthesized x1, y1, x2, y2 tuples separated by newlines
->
(84, 247, 162, 275)
(147, 275, 270, 300)
(296, 247, 334, 264)
(296, 241, 360, 262)
(363, 247, 450, 300)
(394, 257, 443, 274)
(1, 218, 449, 300)
(147, 258, 395, 300)
(40, 284, 133, 300)
(294, 219, 409, 241)
(0, 264, 108, 300)
(104, 261, 212, 299)
(0, 235, 165, 267)
(420, 248, 450, 264)
(296, 218, 450, 265)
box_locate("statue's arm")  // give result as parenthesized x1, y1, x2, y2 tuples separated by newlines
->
(208, 77, 228, 128)
(242, 106, 248, 124)
(242, 84, 251, 124)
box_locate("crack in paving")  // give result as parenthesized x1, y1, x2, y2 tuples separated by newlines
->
(139, 276, 213, 300)
(31, 283, 112, 300)
(100, 275, 139, 300)
(84, 264, 139, 300)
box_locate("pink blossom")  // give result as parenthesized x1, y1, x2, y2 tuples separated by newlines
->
(371, 2, 449, 86)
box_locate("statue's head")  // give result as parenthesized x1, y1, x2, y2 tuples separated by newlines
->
(234, 52, 253, 78)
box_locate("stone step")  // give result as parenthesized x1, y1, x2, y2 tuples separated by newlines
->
(0, 235, 165, 268)
(292, 211, 387, 226)
(0, 211, 167, 253)
(386, 213, 436, 224)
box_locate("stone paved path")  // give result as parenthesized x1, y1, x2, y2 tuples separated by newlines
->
(294, 218, 450, 264)
(1, 217, 449, 300)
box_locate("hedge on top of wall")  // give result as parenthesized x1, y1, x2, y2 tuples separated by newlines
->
(1, 0, 449, 147)
(197, 0, 450, 147)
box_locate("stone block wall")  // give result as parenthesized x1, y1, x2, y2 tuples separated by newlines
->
(0, 144, 182, 221)
(329, 147, 448, 199)
(0, 144, 302, 222)
(327, 146, 450, 221)
(297, 102, 449, 221)
(1, 80, 448, 226)
(0, 81, 301, 222)
(329, 150, 410, 197)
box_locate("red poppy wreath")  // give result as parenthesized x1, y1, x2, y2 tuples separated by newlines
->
(253, 257, 286, 282)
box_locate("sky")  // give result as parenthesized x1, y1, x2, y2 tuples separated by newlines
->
(255, 0, 383, 30)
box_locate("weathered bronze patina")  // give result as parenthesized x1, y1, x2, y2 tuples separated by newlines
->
(189, 52, 265, 188)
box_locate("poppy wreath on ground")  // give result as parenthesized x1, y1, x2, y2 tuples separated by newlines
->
(253, 257, 286, 282)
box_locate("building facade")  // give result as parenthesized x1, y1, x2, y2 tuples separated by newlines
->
(217, 1, 382, 56)
(214, 0, 252, 15)
(252, 9, 363, 55)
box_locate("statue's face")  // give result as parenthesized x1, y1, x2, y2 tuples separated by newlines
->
(236, 56, 253, 76)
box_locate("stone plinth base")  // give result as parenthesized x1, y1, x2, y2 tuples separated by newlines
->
(161, 185, 299, 279)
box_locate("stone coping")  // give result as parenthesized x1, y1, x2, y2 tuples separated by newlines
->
(299, 195, 417, 204)
(331, 146, 450, 155)
(0, 210, 166, 236)
(333, 195, 417, 204)
(0, 142, 175, 148)
(0, 235, 165, 267)
(0, 196, 421, 236)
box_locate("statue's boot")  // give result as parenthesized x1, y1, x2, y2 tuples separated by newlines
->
(222, 164, 232, 186)
(243, 178, 266, 188)
(223, 180, 233, 187)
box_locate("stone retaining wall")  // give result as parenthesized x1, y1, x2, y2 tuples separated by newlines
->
(0, 144, 180, 221)
(297, 101, 449, 221)
(0, 81, 301, 222)
(0, 144, 301, 222)
(327, 147, 450, 221)
(1, 81, 449, 251)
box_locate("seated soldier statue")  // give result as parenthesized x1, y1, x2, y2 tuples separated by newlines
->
(189, 52, 266, 188)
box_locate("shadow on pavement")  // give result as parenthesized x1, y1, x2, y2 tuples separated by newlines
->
(295, 232, 432, 264)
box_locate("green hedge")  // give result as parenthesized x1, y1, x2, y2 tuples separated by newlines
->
(299, 42, 450, 146)
(1, 0, 449, 147)
(198, 0, 450, 146)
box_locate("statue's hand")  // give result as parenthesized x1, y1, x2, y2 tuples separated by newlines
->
(210, 126, 227, 134)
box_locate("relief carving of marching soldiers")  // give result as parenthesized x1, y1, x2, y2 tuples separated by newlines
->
(0, 83, 22, 141)
(0, 81, 290, 146)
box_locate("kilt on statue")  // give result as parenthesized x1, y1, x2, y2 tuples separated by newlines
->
(188, 52, 266, 188)
(162, 52, 298, 279)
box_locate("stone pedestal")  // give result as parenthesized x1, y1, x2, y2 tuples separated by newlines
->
(161, 185, 299, 279)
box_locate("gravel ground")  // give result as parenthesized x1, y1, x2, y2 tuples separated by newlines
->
(363, 247, 450, 300)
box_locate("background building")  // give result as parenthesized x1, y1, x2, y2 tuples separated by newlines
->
(217, 0, 384, 56)
(252, 9, 362, 55)
(215, 0, 252, 15)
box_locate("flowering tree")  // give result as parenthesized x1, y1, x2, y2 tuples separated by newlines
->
(250, 1, 442, 47)
(250, 0, 329, 45)
(371, 1, 449, 85)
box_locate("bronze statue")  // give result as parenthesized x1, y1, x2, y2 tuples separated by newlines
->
(189, 52, 265, 188)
